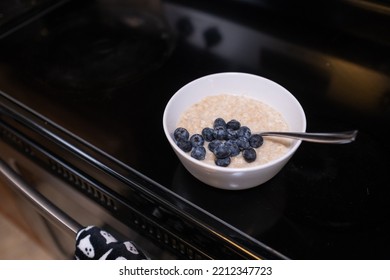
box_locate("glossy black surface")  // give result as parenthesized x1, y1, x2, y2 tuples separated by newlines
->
(1, 0, 390, 259)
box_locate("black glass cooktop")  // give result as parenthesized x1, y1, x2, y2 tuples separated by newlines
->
(1, 0, 390, 259)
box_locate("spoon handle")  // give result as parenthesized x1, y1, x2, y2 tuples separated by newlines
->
(259, 130, 358, 144)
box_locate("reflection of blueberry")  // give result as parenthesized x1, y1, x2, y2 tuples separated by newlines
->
(203, 27, 222, 48)
(176, 139, 192, 152)
(174, 127, 189, 141)
(191, 146, 206, 160)
(190, 134, 204, 147)
(249, 134, 264, 148)
(202, 127, 214, 142)
(215, 157, 231, 167)
(243, 148, 257, 163)
(176, 17, 194, 37)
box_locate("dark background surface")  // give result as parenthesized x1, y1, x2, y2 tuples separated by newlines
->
(1, 0, 390, 259)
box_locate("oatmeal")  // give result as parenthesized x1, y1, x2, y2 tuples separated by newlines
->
(177, 94, 291, 167)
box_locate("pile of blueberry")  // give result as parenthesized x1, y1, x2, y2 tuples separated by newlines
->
(173, 118, 264, 167)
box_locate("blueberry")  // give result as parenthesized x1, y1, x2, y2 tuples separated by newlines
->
(191, 146, 206, 160)
(208, 139, 223, 152)
(213, 118, 226, 129)
(215, 157, 231, 167)
(249, 134, 264, 148)
(213, 126, 227, 140)
(190, 134, 204, 147)
(225, 140, 240, 157)
(176, 139, 192, 152)
(236, 136, 250, 150)
(214, 143, 231, 159)
(226, 119, 240, 130)
(243, 148, 257, 163)
(175, 119, 262, 167)
(202, 127, 215, 142)
(237, 126, 251, 139)
(174, 127, 189, 141)
(226, 128, 238, 140)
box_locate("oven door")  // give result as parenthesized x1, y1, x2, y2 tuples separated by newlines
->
(0, 141, 174, 260)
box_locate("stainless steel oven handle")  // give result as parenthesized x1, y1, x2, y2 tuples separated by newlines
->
(0, 159, 81, 235)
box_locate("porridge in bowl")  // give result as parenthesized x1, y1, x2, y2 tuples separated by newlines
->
(163, 72, 306, 189)
(175, 94, 291, 168)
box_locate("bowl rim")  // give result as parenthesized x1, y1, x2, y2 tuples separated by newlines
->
(163, 72, 307, 173)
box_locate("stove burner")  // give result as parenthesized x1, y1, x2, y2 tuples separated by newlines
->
(16, 1, 175, 97)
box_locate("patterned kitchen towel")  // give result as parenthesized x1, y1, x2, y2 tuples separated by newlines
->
(75, 225, 149, 260)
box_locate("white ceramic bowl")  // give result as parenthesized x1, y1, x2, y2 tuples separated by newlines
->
(163, 72, 306, 190)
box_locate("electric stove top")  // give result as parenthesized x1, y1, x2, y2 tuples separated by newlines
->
(1, 0, 390, 259)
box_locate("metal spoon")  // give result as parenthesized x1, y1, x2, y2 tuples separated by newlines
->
(258, 130, 358, 144)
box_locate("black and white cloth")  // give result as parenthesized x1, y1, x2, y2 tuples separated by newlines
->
(75, 226, 149, 260)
